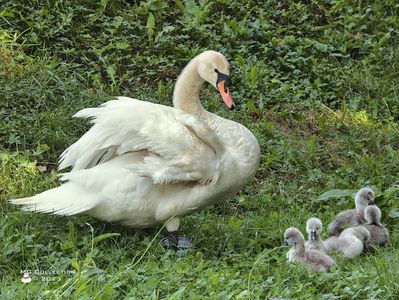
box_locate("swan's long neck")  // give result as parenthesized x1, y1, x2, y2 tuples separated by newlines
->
(173, 59, 205, 115)
(355, 196, 366, 219)
(172, 56, 260, 181)
(294, 240, 305, 253)
(365, 209, 382, 226)
(311, 235, 321, 242)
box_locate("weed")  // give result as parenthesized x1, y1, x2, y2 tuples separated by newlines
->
(1, 0, 399, 298)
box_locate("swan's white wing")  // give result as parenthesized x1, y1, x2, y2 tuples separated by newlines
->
(59, 97, 224, 184)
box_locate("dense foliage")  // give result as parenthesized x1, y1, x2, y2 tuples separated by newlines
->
(1, 0, 398, 298)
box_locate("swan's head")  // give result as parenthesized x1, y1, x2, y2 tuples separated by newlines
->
(365, 205, 382, 226)
(355, 187, 375, 207)
(306, 217, 322, 241)
(196, 51, 235, 110)
(342, 226, 370, 242)
(282, 227, 304, 247)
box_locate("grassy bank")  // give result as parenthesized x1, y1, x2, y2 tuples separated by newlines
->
(1, 0, 399, 298)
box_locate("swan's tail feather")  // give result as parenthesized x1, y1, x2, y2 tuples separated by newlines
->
(9, 183, 97, 216)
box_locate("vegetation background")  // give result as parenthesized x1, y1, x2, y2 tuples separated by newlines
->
(1, 0, 398, 298)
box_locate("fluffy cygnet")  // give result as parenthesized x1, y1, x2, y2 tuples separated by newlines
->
(282, 227, 335, 272)
(324, 226, 370, 258)
(328, 187, 374, 236)
(362, 205, 389, 249)
(305, 217, 327, 253)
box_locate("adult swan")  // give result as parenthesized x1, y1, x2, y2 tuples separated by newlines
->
(11, 51, 260, 246)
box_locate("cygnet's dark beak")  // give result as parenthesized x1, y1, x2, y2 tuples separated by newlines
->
(280, 240, 288, 250)
(310, 231, 317, 241)
(367, 194, 375, 205)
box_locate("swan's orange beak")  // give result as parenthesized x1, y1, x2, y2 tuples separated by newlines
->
(217, 81, 235, 110)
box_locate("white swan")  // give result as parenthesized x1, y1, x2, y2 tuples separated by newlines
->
(10, 51, 260, 242)
(328, 187, 375, 236)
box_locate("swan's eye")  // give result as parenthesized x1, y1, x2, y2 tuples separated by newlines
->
(214, 68, 219, 73)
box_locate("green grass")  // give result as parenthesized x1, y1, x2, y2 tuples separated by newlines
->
(1, 0, 399, 298)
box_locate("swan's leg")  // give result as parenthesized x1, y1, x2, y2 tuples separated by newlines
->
(163, 217, 191, 254)
(165, 217, 180, 232)
(165, 217, 180, 249)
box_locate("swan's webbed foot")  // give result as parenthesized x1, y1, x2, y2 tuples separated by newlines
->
(166, 230, 178, 249)
(175, 236, 191, 256)
(161, 217, 191, 254)
(162, 231, 191, 255)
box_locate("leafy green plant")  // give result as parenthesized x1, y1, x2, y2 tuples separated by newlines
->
(1, 0, 399, 298)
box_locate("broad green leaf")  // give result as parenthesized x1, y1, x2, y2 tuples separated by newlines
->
(106, 65, 116, 85)
(317, 189, 356, 202)
(389, 208, 399, 219)
(147, 12, 155, 39)
(246, 100, 259, 114)
(383, 186, 399, 198)
(175, 0, 185, 12)
(115, 42, 129, 50)
(169, 287, 186, 300)
(60, 241, 75, 251)
(71, 259, 80, 272)
(92, 233, 120, 245)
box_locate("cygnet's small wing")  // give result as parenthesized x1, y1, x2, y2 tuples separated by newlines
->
(328, 209, 362, 236)
(363, 224, 389, 247)
(303, 250, 335, 272)
(323, 236, 345, 253)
